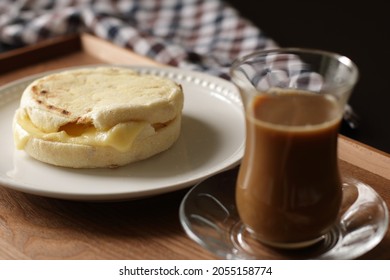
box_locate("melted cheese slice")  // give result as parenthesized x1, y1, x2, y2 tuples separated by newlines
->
(14, 110, 153, 152)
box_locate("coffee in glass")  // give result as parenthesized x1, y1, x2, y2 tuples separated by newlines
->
(230, 49, 359, 249)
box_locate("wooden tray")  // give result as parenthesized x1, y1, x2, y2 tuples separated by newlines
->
(0, 33, 389, 259)
(0, 33, 160, 83)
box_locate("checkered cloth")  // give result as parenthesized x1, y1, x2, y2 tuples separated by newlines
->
(0, 0, 277, 79)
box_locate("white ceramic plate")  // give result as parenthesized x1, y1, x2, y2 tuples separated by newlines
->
(0, 65, 245, 201)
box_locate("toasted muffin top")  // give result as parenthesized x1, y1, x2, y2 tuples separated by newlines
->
(20, 67, 184, 132)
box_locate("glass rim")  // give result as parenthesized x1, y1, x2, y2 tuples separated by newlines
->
(230, 47, 359, 85)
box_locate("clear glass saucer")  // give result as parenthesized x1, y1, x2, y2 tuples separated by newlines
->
(179, 168, 389, 259)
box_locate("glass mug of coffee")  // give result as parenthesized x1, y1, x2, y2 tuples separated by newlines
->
(230, 49, 359, 249)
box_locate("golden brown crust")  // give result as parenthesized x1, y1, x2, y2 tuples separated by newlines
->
(20, 66, 184, 131)
(13, 66, 184, 168)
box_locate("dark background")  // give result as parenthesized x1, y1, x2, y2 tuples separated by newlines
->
(227, 1, 390, 154)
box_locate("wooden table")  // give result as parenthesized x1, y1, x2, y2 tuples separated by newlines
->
(0, 34, 389, 260)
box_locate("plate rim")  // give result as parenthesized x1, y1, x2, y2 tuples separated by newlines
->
(0, 65, 244, 201)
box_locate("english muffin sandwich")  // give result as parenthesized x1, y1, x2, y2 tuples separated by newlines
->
(13, 66, 184, 168)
